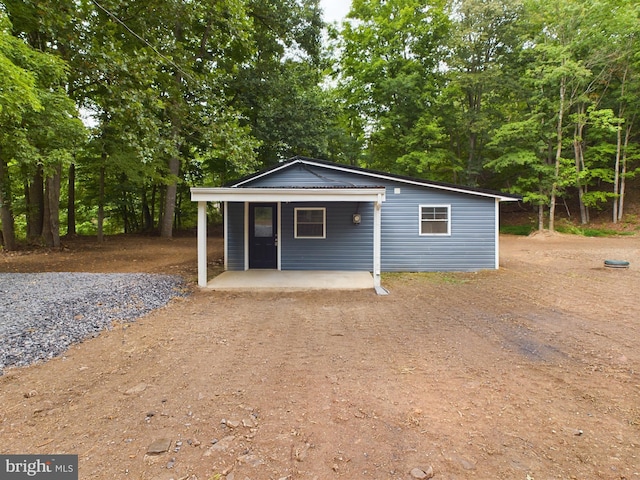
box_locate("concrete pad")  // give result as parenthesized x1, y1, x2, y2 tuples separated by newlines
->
(206, 270, 374, 291)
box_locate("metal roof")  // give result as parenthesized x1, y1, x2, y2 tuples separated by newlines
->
(227, 156, 521, 202)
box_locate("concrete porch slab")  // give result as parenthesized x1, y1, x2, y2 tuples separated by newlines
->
(206, 270, 374, 291)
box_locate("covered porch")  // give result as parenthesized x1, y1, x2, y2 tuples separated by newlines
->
(190, 186, 387, 292)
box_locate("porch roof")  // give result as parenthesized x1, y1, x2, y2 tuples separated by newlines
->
(191, 186, 387, 203)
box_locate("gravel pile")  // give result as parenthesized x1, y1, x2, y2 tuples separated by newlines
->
(0, 273, 188, 374)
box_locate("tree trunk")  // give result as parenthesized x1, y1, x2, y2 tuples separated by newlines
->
(158, 185, 165, 234)
(160, 156, 180, 238)
(42, 180, 53, 246)
(67, 163, 76, 235)
(0, 155, 17, 251)
(613, 67, 629, 223)
(151, 184, 157, 229)
(27, 166, 44, 240)
(142, 187, 153, 232)
(573, 106, 588, 224)
(549, 75, 566, 232)
(97, 160, 105, 243)
(613, 117, 622, 223)
(618, 119, 633, 221)
(467, 132, 477, 185)
(538, 203, 544, 232)
(465, 86, 482, 186)
(45, 164, 62, 248)
(160, 19, 185, 239)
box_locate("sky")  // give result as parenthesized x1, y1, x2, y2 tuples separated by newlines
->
(319, 0, 352, 24)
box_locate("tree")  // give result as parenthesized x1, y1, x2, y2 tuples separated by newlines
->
(3, 1, 88, 246)
(602, 0, 640, 223)
(524, 0, 640, 229)
(336, 0, 452, 177)
(76, 0, 260, 238)
(487, 0, 614, 231)
(0, 11, 84, 249)
(226, 0, 331, 167)
(442, 0, 524, 185)
(0, 14, 41, 249)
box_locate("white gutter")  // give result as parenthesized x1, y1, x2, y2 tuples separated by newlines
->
(191, 187, 387, 203)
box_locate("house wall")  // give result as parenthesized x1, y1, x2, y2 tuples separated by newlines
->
(225, 201, 374, 271)
(380, 184, 496, 271)
(226, 163, 497, 272)
(227, 202, 245, 270)
(280, 202, 374, 270)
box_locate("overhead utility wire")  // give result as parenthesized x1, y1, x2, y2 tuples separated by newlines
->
(90, 0, 194, 82)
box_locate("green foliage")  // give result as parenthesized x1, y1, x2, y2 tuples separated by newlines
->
(554, 222, 636, 237)
(336, 0, 451, 174)
(0, 19, 40, 120)
(442, 0, 526, 184)
(224, 1, 328, 167)
(500, 224, 535, 235)
(0, 9, 86, 247)
(2, 0, 329, 241)
(3, 0, 640, 243)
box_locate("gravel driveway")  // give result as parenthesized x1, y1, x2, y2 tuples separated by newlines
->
(0, 272, 186, 373)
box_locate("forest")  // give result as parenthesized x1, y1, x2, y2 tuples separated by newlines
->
(0, 0, 638, 249)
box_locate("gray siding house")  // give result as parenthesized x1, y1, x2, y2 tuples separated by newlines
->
(191, 156, 520, 289)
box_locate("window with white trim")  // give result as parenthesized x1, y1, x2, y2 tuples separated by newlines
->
(295, 207, 326, 238)
(419, 205, 450, 235)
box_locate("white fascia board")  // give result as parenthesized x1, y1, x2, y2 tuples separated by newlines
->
(191, 187, 387, 203)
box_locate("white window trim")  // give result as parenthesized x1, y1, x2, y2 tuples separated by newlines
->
(294, 207, 326, 239)
(419, 204, 451, 236)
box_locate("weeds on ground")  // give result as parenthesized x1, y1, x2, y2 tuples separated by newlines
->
(500, 224, 535, 235)
(383, 271, 477, 286)
(555, 222, 636, 237)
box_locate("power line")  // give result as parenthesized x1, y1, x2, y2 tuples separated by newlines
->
(90, 0, 194, 82)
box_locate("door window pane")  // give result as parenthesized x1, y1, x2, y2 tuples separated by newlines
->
(254, 207, 273, 237)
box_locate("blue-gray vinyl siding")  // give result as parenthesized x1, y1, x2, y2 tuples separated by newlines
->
(226, 163, 497, 272)
(227, 202, 245, 270)
(380, 185, 496, 271)
(280, 202, 373, 270)
(244, 163, 376, 188)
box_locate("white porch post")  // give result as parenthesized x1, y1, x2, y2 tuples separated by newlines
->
(223, 201, 228, 270)
(494, 198, 500, 269)
(373, 194, 382, 288)
(197, 201, 208, 287)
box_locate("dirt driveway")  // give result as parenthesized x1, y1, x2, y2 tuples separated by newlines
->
(0, 233, 639, 479)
